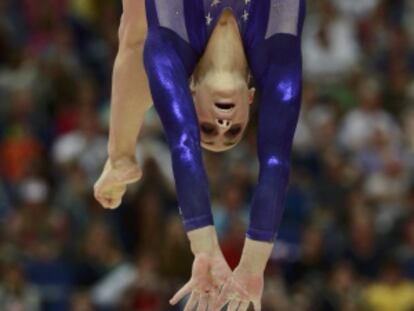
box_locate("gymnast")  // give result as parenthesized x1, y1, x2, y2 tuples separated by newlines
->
(94, 0, 305, 310)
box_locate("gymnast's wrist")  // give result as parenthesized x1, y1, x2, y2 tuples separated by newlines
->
(238, 238, 273, 275)
(187, 226, 220, 256)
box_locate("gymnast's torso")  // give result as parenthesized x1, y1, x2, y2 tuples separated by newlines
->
(145, 0, 303, 57)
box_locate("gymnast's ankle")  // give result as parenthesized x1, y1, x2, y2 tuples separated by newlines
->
(108, 155, 138, 170)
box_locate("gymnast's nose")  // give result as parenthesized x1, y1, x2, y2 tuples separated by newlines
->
(216, 119, 232, 130)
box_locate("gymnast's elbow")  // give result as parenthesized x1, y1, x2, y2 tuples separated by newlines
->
(260, 154, 291, 177)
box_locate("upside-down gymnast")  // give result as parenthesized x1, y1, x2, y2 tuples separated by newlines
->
(94, 0, 305, 310)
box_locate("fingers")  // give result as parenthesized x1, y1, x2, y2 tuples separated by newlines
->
(238, 301, 250, 311)
(170, 280, 193, 305)
(227, 300, 240, 311)
(206, 289, 219, 311)
(213, 278, 254, 311)
(196, 294, 208, 311)
(213, 282, 231, 311)
(252, 300, 261, 311)
(184, 292, 200, 311)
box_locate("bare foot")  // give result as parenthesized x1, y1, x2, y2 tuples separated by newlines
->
(94, 157, 142, 209)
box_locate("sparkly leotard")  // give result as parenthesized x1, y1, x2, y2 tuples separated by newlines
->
(144, 0, 306, 241)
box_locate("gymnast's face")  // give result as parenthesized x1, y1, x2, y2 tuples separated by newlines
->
(192, 71, 255, 152)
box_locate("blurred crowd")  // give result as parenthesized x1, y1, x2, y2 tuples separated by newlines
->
(0, 0, 414, 310)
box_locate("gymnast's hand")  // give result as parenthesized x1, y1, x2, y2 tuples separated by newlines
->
(213, 238, 273, 311)
(170, 227, 232, 311)
(94, 157, 142, 209)
(212, 265, 263, 311)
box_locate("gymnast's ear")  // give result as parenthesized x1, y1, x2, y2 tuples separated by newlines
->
(248, 87, 256, 105)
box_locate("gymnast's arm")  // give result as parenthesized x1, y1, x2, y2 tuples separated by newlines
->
(240, 32, 303, 269)
(108, 0, 152, 164)
(143, 27, 219, 252)
(213, 31, 304, 310)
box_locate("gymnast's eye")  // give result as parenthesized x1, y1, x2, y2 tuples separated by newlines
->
(225, 124, 242, 137)
(200, 122, 217, 135)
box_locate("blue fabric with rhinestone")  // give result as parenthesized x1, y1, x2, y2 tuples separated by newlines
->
(143, 0, 306, 241)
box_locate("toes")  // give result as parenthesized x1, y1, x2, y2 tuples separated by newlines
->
(96, 193, 122, 209)
(106, 198, 122, 209)
(96, 184, 127, 209)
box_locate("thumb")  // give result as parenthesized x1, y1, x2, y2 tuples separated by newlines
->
(170, 280, 193, 305)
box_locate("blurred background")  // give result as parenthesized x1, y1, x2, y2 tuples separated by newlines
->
(1, 0, 414, 310)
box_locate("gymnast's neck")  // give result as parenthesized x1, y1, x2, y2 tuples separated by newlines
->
(193, 9, 249, 83)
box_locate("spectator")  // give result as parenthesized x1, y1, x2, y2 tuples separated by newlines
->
(0, 261, 41, 311)
(303, 0, 360, 81)
(338, 78, 401, 153)
(320, 261, 363, 310)
(398, 217, 414, 279)
(363, 259, 414, 311)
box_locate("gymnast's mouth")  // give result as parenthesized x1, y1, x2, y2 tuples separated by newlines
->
(214, 102, 235, 114)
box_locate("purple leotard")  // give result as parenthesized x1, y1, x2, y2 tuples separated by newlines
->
(143, 0, 306, 242)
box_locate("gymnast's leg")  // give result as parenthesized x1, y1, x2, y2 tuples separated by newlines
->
(94, 0, 152, 209)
